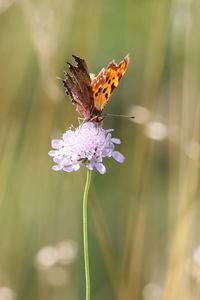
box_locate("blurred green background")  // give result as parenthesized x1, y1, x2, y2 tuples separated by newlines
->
(0, 0, 200, 299)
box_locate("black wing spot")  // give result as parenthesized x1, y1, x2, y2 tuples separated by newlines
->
(110, 83, 115, 93)
(95, 92, 98, 97)
(108, 79, 111, 84)
(105, 93, 108, 99)
(112, 77, 115, 80)
(98, 87, 102, 93)
(102, 87, 107, 93)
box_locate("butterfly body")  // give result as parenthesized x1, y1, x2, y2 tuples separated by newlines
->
(63, 54, 129, 122)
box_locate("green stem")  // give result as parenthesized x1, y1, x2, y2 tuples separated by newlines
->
(83, 169, 91, 300)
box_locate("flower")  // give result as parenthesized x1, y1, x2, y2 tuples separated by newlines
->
(48, 122, 125, 174)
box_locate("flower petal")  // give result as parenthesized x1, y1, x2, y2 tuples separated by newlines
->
(63, 130, 73, 139)
(53, 156, 63, 164)
(48, 150, 57, 157)
(111, 138, 121, 144)
(112, 151, 125, 163)
(51, 139, 63, 149)
(87, 164, 94, 170)
(87, 159, 96, 170)
(52, 165, 63, 171)
(63, 166, 74, 172)
(73, 164, 80, 171)
(95, 163, 106, 174)
(83, 122, 94, 129)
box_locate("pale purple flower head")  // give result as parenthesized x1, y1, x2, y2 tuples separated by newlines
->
(48, 122, 125, 174)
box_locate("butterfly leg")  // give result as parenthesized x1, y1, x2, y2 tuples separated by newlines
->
(78, 118, 86, 130)
(78, 117, 85, 125)
(90, 115, 100, 123)
(97, 124, 100, 135)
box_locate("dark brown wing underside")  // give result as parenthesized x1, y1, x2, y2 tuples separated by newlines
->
(63, 55, 94, 119)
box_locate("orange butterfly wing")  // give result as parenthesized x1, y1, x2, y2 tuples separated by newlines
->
(91, 55, 130, 112)
(90, 68, 106, 105)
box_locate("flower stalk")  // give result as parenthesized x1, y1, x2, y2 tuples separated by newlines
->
(83, 169, 91, 300)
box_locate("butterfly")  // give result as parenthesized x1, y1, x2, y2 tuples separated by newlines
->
(63, 54, 130, 122)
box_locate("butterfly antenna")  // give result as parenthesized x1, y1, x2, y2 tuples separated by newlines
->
(105, 113, 135, 119)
